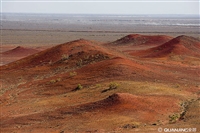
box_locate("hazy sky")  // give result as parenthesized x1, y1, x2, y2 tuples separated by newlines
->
(1, 0, 199, 15)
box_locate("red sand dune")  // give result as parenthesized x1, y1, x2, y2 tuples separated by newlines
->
(1, 39, 114, 69)
(10, 57, 151, 97)
(130, 35, 200, 58)
(72, 93, 181, 122)
(111, 34, 172, 45)
(1, 36, 198, 98)
(1, 35, 200, 133)
(2, 46, 39, 56)
(81, 93, 180, 112)
(0, 93, 181, 132)
(0, 46, 40, 66)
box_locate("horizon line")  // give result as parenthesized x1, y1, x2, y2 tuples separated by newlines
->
(2, 1, 199, 2)
(1, 12, 199, 16)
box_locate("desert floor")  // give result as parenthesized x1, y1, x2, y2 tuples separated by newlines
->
(0, 23, 200, 133)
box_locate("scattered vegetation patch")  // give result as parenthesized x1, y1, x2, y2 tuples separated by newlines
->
(169, 113, 180, 124)
(179, 99, 195, 120)
(73, 84, 83, 91)
(61, 54, 69, 61)
(109, 82, 119, 89)
(123, 124, 138, 129)
(95, 84, 101, 88)
(175, 84, 180, 88)
(76, 59, 83, 66)
(49, 78, 61, 84)
(69, 71, 77, 77)
(122, 122, 139, 129)
(102, 82, 120, 93)
(76, 53, 109, 66)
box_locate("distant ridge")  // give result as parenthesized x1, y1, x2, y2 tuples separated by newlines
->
(129, 35, 200, 58)
(144, 35, 200, 58)
(2, 46, 39, 56)
(1, 39, 113, 69)
(111, 34, 172, 45)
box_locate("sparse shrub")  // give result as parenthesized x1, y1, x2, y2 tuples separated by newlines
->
(175, 84, 180, 88)
(57, 78, 61, 82)
(84, 55, 90, 60)
(109, 82, 119, 89)
(102, 82, 120, 93)
(169, 113, 180, 123)
(69, 71, 77, 77)
(122, 122, 139, 129)
(96, 84, 101, 88)
(50, 79, 56, 84)
(76, 59, 83, 66)
(49, 78, 61, 84)
(123, 124, 137, 129)
(61, 54, 69, 60)
(74, 84, 83, 91)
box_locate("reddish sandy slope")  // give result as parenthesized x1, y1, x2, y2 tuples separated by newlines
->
(0, 46, 40, 65)
(111, 34, 172, 45)
(129, 35, 200, 58)
(1, 34, 200, 133)
(2, 46, 39, 56)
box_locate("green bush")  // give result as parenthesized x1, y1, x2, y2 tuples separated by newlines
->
(109, 82, 119, 89)
(101, 82, 120, 93)
(75, 84, 83, 91)
(169, 113, 180, 123)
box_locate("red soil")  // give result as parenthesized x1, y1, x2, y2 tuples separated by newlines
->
(0, 93, 181, 132)
(2, 46, 39, 56)
(79, 93, 181, 119)
(1, 34, 200, 133)
(0, 46, 40, 65)
(111, 34, 172, 45)
(1, 39, 113, 70)
(130, 35, 200, 58)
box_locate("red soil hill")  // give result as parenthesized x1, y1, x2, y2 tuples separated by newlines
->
(111, 34, 172, 45)
(1, 39, 114, 70)
(2, 46, 39, 56)
(71, 93, 181, 123)
(130, 35, 200, 58)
